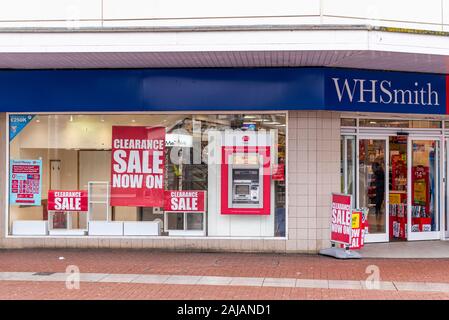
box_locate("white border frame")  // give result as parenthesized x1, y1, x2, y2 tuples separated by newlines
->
(5, 110, 288, 241)
(407, 136, 443, 241)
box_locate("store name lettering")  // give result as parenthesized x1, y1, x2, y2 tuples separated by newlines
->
(332, 78, 440, 106)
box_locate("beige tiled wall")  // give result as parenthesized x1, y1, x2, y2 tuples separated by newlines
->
(286, 111, 341, 253)
(0, 111, 341, 253)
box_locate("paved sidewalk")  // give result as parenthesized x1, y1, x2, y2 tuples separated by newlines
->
(2, 271, 449, 293)
(0, 249, 449, 299)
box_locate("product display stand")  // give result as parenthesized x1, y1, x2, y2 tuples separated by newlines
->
(319, 244, 361, 259)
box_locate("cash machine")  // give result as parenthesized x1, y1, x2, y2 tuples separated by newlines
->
(220, 132, 271, 215)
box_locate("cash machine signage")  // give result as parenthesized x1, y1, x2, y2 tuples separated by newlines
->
(221, 132, 271, 215)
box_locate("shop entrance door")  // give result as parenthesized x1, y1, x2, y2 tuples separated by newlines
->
(357, 137, 389, 242)
(446, 138, 449, 239)
(407, 137, 441, 241)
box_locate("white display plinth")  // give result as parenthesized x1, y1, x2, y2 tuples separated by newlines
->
(12, 221, 48, 236)
(123, 221, 161, 236)
(88, 221, 123, 236)
(49, 229, 87, 236)
(168, 230, 205, 236)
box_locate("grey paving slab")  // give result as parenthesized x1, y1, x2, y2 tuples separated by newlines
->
(197, 276, 233, 286)
(79, 273, 109, 282)
(98, 274, 140, 283)
(328, 280, 363, 290)
(360, 280, 397, 291)
(262, 278, 296, 288)
(229, 277, 264, 287)
(394, 282, 434, 292)
(0, 272, 35, 281)
(296, 279, 329, 289)
(31, 273, 70, 282)
(0, 272, 68, 282)
(424, 282, 449, 293)
(0, 271, 449, 294)
(360, 240, 449, 258)
(132, 274, 170, 284)
(164, 275, 202, 285)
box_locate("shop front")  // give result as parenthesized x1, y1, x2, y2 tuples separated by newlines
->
(7, 112, 287, 239)
(1, 67, 449, 252)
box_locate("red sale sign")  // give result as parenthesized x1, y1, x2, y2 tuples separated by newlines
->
(110, 126, 165, 207)
(331, 193, 352, 245)
(48, 190, 88, 212)
(350, 210, 363, 249)
(164, 190, 205, 212)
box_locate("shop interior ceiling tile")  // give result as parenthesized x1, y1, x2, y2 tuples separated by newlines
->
(0, 50, 447, 73)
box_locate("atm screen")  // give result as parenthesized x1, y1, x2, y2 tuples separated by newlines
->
(235, 185, 250, 195)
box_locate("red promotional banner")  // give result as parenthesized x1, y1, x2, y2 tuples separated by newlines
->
(330, 193, 352, 245)
(164, 190, 206, 212)
(47, 190, 88, 212)
(272, 163, 285, 181)
(110, 126, 165, 207)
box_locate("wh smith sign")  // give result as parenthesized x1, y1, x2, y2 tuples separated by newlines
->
(0, 67, 447, 114)
(324, 69, 447, 114)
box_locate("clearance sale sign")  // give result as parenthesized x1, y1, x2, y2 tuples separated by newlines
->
(164, 190, 206, 212)
(110, 126, 165, 207)
(48, 190, 88, 212)
(330, 193, 353, 245)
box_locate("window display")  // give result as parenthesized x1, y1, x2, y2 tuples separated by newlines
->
(8, 113, 286, 238)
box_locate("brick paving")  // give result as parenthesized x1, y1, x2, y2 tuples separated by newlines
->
(1, 281, 449, 300)
(0, 249, 449, 299)
(0, 249, 448, 282)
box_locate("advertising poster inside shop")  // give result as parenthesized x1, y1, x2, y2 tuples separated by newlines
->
(9, 159, 42, 206)
(9, 114, 35, 141)
(164, 190, 206, 212)
(47, 190, 88, 212)
(110, 126, 165, 207)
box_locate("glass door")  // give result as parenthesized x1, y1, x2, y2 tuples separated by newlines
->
(341, 135, 356, 199)
(407, 137, 441, 241)
(446, 138, 449, 238)
(357, 137, 389, 242)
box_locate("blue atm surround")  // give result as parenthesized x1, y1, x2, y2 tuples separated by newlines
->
(0, 67, 446, 114)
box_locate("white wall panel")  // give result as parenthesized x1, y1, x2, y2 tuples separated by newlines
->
(0, 0, 102, 21)
(322, 16, 443, 32)
(103, 0, 320, 20)
(442, 0, 449, 28)
(323, 0, 442, 25)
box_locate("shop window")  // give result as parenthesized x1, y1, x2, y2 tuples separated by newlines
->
(340, 118, 356, 127)
(359, 119, 409, 128)
(8, 113, 286, 238)
(359, 119, 441, 128)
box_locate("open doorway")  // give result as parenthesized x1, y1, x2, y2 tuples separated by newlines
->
(388, 136, 408, 241)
